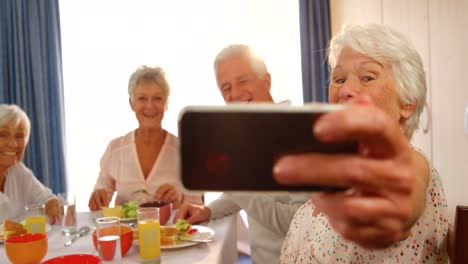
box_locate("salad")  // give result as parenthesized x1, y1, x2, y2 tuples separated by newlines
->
(175, 219, 197, 239)
(121, 201, 139, 218)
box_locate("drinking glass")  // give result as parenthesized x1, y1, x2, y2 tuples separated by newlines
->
(58, 192, 77, 235)
(96, 217, 121, 263)
(24, 204, 46, 234)
(137, 207, 161, 263)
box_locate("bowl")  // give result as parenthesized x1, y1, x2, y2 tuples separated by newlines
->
(42, 254, 101, 264)
(92, 225, 133, 257)
(5, 233, 48, 264)
(139, 201, 172, 225)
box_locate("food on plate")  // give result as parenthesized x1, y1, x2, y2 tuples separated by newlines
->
(160, 226, 178, 246)
(161, 235, 176, 246)
(158, 221, 199, 246)
(132, 219, 202, 247)
(1, 219, 27, 239)
(121, 201, 139, 218)
(175, 219, 191, 232)
(161, 226, 178, 236)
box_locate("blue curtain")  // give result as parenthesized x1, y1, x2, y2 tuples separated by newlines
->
(299, 0, 331, 102)
(0, 0, 67, 193)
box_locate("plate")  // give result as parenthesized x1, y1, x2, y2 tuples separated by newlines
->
(120, 217, 137, 223)
(42, 254, 101, 264)
(134, 225, 215, 249)
(0, 223, 51, 244)
(162, 225, 215, 250)
(91, 210, 136, 223)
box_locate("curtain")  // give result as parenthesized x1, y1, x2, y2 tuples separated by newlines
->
(0, 0, 67, 193)
(299, 0, 331, 102)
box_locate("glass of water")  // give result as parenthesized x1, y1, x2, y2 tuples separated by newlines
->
(96, 217, 121, 263)
(58, 192, 77, 235)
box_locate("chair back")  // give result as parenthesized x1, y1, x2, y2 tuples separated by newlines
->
(454, 205, 468, 264)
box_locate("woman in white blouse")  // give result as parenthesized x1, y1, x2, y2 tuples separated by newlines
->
(0, 104, 60, 223)
(88, 66, 202, 211)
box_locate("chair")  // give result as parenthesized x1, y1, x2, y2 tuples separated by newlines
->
(451, 205, 468, 264)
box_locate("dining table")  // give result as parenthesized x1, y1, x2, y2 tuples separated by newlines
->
(0, 211, 238, 264)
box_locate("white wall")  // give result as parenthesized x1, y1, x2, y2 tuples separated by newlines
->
(330, 0, 468, 221)
(59, 0, 302, 211)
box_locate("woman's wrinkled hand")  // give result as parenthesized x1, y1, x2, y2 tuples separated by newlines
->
(88, 189, 112, 211)
(273, 96, 417, 249)
(45, 199, 61, 225)
(155, 183, 182, 207)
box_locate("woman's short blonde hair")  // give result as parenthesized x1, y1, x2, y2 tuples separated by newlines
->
(128, 66, 171, 101)
(328, 24, 426, 139)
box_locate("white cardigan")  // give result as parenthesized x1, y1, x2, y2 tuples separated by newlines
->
(0, 162, 55, 222)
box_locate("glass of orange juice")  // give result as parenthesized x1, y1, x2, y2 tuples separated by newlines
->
(24, 204, 46, 234)
(137, 207, 160, 263)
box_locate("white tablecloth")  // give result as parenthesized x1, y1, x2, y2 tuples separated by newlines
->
(0, 212, 238, 264)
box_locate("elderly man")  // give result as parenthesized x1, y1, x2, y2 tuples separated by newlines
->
(175, 44, 308, 264)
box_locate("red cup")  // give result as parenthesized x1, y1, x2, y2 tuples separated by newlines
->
(92, 225, 133, 259)
(139, 201, 172, 225)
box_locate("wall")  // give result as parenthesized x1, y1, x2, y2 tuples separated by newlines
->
(330, 0, 468, 220)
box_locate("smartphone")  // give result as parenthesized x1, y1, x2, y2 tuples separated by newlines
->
(178, 103, 357, 192)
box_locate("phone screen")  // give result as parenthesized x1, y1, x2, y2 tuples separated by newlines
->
(179, 107, 357, 192)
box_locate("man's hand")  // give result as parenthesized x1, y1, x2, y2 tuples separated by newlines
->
(88, 189, 112, 211)
(174, 203, 211, 225)
(273, 96, 417, 248)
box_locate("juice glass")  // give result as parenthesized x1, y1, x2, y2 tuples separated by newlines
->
(137, 207, 160, 262)
(25, 204, 46, 234)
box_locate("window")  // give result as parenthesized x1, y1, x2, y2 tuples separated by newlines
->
(60, 0, 302, 211)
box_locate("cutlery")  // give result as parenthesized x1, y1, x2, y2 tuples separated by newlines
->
(64, 226, 90, 246)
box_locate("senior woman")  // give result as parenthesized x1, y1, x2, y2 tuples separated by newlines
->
(276, 24, 448, 263)
(88, 66, 202, 211)
(0, 104, 60, 224)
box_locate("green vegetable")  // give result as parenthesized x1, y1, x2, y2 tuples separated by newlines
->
(176, 219, 191, 232)
(121, 201, 139, 218)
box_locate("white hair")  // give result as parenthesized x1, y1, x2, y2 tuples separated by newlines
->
(214, 44, 268, 80)
(328, 24, 426, 139)
(128, 65, 171, 100)
(0, 104, 31, 143)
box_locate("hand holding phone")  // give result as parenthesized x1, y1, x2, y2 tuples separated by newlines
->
(178, 103, 357, 192)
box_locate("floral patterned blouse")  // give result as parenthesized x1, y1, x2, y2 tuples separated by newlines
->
(280, 152, 449, 264)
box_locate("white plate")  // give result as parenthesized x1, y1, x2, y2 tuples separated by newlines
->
(133, 225, 215, 250)
(162, 225, 215, 250)
(91, 210, 136, 223)
(120, 217, 137, 223)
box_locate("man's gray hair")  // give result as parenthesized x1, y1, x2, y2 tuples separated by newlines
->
(214, 44, 268, 80)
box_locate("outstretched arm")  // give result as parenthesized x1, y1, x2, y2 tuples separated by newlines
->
(229, 193, 308, 236)
(274, 96, 428, 249)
